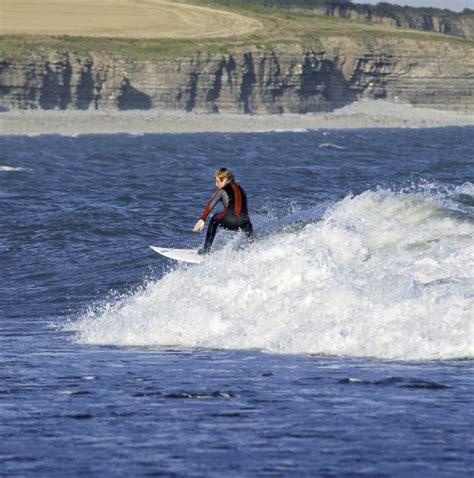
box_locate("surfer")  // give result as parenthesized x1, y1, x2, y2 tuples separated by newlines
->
(193, 168, 255, 254)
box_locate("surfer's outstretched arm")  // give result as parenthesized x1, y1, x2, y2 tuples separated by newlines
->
(193, 189, 227, 232)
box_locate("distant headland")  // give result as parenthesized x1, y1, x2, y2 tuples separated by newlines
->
(1, 0, 473, 115)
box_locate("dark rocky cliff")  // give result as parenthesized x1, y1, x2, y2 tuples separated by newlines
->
(1, 37, 473, 113)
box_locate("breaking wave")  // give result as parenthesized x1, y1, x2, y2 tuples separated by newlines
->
(70, 183, 474, 361)
(0, 165, 31, 172)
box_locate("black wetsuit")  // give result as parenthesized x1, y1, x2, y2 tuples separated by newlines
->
(200, 181, 255, 253)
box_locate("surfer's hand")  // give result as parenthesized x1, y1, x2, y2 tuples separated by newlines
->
(193, 219, 205, 232)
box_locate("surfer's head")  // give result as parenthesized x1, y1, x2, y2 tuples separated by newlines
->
(214, 168, 234, 188)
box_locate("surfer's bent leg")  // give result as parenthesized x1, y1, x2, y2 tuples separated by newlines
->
(200, 214, 255, 254)
(241, 220, 255, 243)
(200, 214, 223, 254)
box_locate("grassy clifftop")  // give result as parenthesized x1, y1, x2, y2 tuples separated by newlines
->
(205, 0, 474, 17)
(1, 0, 472, 61)
(203, 0, 474, 41)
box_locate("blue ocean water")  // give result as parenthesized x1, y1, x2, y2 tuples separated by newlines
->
(1, 127, 473, 476)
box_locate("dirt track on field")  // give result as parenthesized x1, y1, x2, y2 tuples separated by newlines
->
(1, 0, 262, 38)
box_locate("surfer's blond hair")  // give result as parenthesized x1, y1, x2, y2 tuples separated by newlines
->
(214, 168, 235, 182)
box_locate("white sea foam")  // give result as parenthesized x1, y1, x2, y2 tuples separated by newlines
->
(319, 143, 346, 150)
(0, 165, 30, 172)
(70, 185, 474, 360)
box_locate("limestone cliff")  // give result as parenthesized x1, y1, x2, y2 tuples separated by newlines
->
(1, 37, 473, 113)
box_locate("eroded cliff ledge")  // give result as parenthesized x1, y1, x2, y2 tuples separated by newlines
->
(1, 37, 473, 113)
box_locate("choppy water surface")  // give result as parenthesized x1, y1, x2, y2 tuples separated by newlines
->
(1, 127, 473, 476)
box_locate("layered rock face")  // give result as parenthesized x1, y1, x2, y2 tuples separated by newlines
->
(325, 37, 474, 113)
(1, 38, 473, 113)
(0, 51, 355, 113)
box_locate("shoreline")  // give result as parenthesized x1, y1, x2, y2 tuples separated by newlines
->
(1, 101, 473, 135)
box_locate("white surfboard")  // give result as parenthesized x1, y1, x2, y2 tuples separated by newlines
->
(149, 245, 204, 264)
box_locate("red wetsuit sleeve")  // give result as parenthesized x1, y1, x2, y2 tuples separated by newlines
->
(201, 190, 224, 221)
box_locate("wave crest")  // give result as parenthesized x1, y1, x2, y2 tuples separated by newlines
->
(70, 187, 474, 360)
